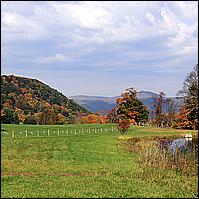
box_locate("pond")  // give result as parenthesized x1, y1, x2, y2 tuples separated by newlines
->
(157, 137, 198, 157)
(127, 136, 198, 175)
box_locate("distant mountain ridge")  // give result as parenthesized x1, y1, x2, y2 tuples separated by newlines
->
(69, 95, 118, 113)
(70, 91, 182, 114)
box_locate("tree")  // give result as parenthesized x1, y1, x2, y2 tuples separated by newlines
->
(151, 92, 166, 127)
(24, 114, 38, 124)
(173, 107, 194, 129)
(163, 98, 177, 127)
(177, 64, 198, 129)
(116, 87, 149, 133)
(116, 87, 149, 125)
(1, 108, 19, 124)
(106, 108, 118, 123)
(15, 108, 25, 123)
(80, 113, 107, 124)
(1, 75, 90, 125)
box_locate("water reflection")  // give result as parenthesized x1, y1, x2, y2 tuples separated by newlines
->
(157, 137, 198, 159)
(127, 136, 198, 175)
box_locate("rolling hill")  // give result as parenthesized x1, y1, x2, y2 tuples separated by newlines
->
(1, 75, 89, 124)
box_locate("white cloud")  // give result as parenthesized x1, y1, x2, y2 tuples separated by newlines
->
(2, 1, 197, 46)
(1, 1, 198, 96)
(173, 1, 198, 20)
(35, 53, 70, 64)
(2, 12, 38, 32)
(2, 11, 47, 42)
(69, 2, 112, 29)
(145, 12, 156, 26)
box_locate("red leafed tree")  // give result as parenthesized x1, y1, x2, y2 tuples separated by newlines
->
(115, 87, 149, 133)
(116, 88, 149, 124)
(173, 107, 195, 129)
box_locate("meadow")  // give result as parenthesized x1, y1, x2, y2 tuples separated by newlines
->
(1, 124, 198, 198)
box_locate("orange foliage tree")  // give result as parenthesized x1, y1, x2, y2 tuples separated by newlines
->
(173, 107, 195, 129)
(116, 88, 149, 124)
(115, 87, 149, 133)
(80, 113, 107, 124)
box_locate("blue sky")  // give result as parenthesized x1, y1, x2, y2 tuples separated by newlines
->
(1, 1, 198, 97)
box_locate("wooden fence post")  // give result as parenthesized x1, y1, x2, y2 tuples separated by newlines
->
(66, 129, 68, 135)
(48, 130, 50, 137)
(74, 129, 76, 135)
(58, 129, 59, 136)
(25, 130, 28, 138)
(11, 130, 15, 144)
(12, 130, 15, 139)
(37, 130, 39, 136)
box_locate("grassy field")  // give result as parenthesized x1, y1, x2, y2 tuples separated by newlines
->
(1, 124, 198, 198)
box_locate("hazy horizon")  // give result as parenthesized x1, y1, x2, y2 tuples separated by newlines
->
(1, 72, 180, 98)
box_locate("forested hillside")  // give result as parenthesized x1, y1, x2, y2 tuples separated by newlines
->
(1, 75, 89, 124)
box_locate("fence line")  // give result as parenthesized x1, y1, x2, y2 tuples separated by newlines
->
(1, 126, 118, 139)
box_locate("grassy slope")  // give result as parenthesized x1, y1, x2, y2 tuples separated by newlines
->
(1, 124, 198, 198)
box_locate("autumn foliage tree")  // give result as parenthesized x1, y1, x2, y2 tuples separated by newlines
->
(1, 75, 89, 125)
(177, 64, 198, 129)
(175, 64, 198, 129)
(80, 113, 107, 124)
(106, 108, 118, 123)
(115, 87, 149, 133)
(163, 98, 178, 127)
(173, 107, 194, 129)
(151, 92, 179, 128)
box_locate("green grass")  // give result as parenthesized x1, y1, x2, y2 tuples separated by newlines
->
(1, 124, 198, 198)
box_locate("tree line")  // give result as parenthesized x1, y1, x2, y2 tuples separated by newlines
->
(79, 64, 198, 131)
(1, 64, 198, 130)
